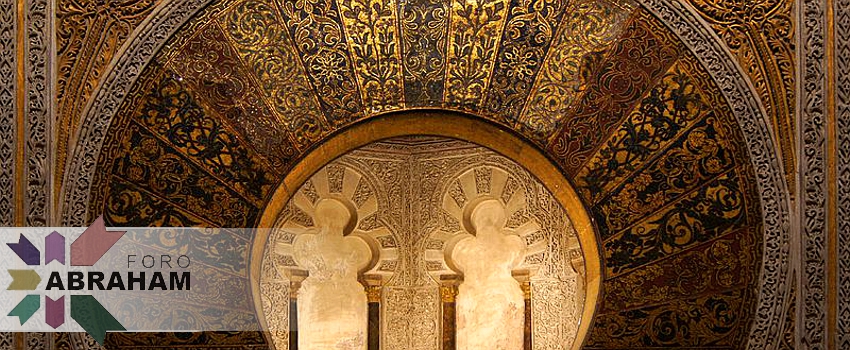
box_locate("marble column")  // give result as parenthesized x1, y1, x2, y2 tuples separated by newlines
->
(293, 199, 371, 350)
(451, 200, 526, 350)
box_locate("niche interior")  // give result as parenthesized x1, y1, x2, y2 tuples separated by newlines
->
(259, 136, 588, 350)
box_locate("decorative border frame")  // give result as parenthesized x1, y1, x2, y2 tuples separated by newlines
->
(23, 0, 53, 226)
(798, 0, 830, 348)
(834, 0, 850, 347)
(0, 0, 17, 227)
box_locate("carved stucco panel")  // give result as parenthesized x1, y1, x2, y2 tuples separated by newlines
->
(262, 138, 584, 350)
(0, 0, 15, 226)
(382, 286, 441, 350)
(798, 0, 829, 349)
(22, 0, 53, 226)
(532, 276, 579, 350)
(834, 0, 850, 346)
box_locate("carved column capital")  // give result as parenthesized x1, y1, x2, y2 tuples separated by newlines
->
(440, 277, 460, 303)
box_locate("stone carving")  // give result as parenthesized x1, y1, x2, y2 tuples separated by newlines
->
(24, 333, 50, 349)
(293, 199, 371, 350)
(348, 144, 441, 350)
(639, 1, 793, 348)
(0, 0, 15, 226)
(70, 333, 105, 350)
(423, 155, 581, 350)
(262, 138, 585, 350)
(382, 286, 441, 350)
(0, 333, 13, 349)
(778, 279, 796, 349)
(55, 0, 159, 195)
(531, 276, 579, 350)
(426, 165, 549, 279)
(266, 162, 387, 350)
(61, 0, 215, 226)
(24, 0, 52, 226)
(261, 257, 290, 348)
(60, 0, 791, 348)
(837, 0, 850, 346)
(685, 0, 797, 193)
(421, 148, 582, 350)
(451, 199, 526, 350)
(798, 0, 828, 349)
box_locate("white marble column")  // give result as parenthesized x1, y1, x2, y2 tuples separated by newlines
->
(451, 199, 526, 350)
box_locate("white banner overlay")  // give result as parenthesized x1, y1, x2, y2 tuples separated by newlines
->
(0, 225, 263, 338)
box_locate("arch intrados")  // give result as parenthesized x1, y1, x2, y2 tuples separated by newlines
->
(252, 110, 601, 350)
